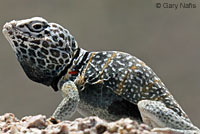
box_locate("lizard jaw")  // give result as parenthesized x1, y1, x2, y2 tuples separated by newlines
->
(2, 20, 17, 53)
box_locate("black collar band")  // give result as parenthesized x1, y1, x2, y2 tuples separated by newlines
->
(50, 48, 81, 91)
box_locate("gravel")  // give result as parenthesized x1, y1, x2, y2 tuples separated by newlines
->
(0, 113, 156, 134)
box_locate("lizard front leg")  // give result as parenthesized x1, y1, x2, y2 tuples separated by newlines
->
(51, 81, 80, 121)
(138, 100, 200, 134)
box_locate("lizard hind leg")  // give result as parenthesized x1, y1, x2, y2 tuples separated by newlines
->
(137, 100, 200, 134)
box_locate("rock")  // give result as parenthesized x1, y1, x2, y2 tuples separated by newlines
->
(0, 113, 155, 134)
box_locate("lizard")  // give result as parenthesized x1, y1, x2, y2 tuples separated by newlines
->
(2, 17, 200, 134)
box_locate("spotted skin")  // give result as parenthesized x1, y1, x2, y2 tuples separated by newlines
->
(138, 100, 199, 133)
(3, 17, 78, 86)
(2, 17, 199, 133)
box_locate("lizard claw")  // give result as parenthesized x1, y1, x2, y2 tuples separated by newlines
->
(47, 117, 61, 124)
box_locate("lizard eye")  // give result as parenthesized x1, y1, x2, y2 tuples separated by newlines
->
(30, 22, 44, 32)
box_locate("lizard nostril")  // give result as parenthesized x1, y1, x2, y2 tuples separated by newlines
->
(9, 20, 17, 27)
(3, 21, 17, 34)
(3, 23, 12, 30)
(2, 23, 13, 36)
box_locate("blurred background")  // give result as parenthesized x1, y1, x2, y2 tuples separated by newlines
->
(0, 0, 200, 127)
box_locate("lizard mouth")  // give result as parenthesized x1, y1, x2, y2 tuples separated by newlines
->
(2, 20, 17, 51)
(3, 20, 37, 54)
(2, 20, 17, 38)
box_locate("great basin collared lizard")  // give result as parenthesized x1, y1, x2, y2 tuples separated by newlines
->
(2, 17, 200, 134)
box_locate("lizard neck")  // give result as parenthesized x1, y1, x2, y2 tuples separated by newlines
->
(70, 48, 90, 75)
(51, 47, 90, 91)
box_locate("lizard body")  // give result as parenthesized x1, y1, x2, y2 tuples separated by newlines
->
(3, 17, 199, 133)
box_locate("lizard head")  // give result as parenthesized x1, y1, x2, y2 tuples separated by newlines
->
(2, 17, 79, 86)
